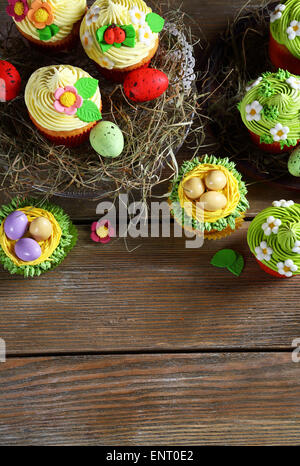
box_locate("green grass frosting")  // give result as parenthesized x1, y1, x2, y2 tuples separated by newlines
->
(270, 0, 300, 59)
(0, 197, 78, 278)
(239, 70, 300, 148)
(169, 155, 249, 232)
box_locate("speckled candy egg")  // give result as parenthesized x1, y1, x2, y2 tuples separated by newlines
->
(183, 177, 205, 200)
(15, 238, 41, 262)
(288, 147, 300, 177)
(124, 68, 169, 103)
(200, 191, 228, 211)
(0, 60, 21, 102)
(4, 211, 28, 240)
(29, 217, 53, 242)
(90, 121, 124, 158)
(205, 170, 227, 190)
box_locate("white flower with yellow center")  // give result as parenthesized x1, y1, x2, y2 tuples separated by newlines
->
(272, 200, 295, 207)
(277, 259, 298, 277)
(287, 20, 300, 40)
(246, 77, 262, 91)
(245, 100, 263, 121)
(286, 76, 300, 90)
(270, 4, 286, 23)
(129, 6, 146, 26)
(292, 241, 300, 254)
(82, 31, 92, 50)
(262, 216, 282, 236)
(270, 123, 289, 141)
(98, 56, 114, 70)
(255, 241, 273, 261)
(86, 5, 101, 26)
(139, 24, 154, 46)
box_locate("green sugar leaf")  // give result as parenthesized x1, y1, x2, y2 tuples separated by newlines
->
(114, 42, 122, 48)
(38, 26, 52, 41)
(227, 253, 244, 277)
(210, 249, 237, 268)
(77, 100, 102, 123)
(123, 36, 135, 48)
(74, 78, 99, 99)
(50, 24, 59, 37)
(122, 24, 136, 38)
(96, 25, 108, 43)
(146, 12, 165, 33)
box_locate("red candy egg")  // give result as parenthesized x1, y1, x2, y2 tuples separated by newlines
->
(123, 68, 169, 103)
(0, 60, 21, 102)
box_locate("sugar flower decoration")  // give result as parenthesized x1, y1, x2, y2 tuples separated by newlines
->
(54, 86, 83, 115)
(28, 0, 54, 29)
(262, 216, 282, 236)
(6, 0, 29, 22)
(98, 55, 114, 70)
(292, 241, 300, 254)
(255, 241, 273, 261)
(246, 77, 262, 92)
(270, 4, 286, 23)
(277, 259, 298, 277)
(91, 220, 115, 244)
(286, 76, 300, 90)
(245, 100, 263, 121)
(139, 24, 154, 46)
(270, 123, 289, 141)
(272, 200, 295, 207)
(82, 31, 93, 50)
(129, 6, 146, 26)
(86, 5, 101, 26)
(287, 20, 300, 40)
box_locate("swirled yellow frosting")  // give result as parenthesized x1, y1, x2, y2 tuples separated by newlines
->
(80, 0, 158, 69)
(25, 65, 101, 132)
(14, 0, 87, 43)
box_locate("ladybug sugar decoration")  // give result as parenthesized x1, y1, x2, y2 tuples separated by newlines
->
(124, 68, 169, 103)
(0, 60, 21, 102)
(104, 25, 126, 45)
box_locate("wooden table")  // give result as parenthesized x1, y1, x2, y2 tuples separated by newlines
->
(0, 0, 300, 446)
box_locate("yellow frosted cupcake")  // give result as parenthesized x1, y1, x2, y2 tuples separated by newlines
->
(80, 0, 165, 82)
(25, 65, 102, 147)
(6, 0, 87, 51)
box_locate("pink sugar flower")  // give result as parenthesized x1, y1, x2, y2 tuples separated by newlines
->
(53, 86, 83, 116)
(7, 0, 29, 22)
(91, 220, 115, 244)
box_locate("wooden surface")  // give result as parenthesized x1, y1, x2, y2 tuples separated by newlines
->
(1, 0, 300, 446)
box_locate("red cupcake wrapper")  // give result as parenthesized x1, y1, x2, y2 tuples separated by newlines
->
(37, 124, 96, 148)
(269, 32, 300, 75)
(95, 60, 151, 84)
(255, 258, 288, 278)
(249, 130, 299, 154)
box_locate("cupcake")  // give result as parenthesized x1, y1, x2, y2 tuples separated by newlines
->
(0, 197, 77, 278)
(25, 65, 102, 147)
(239, 69, 300, 154)
(247, 199, 300, 278)
(6, 0, 87, 51)
(269, 1, 300, 75)
(80, 0, 165, 83)
(168, 155, 249, 240)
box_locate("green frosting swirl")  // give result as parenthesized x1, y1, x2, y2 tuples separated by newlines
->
(270, 0, 300, 59)
(239, 70, 300, 148)
(247, 202, 300, 276)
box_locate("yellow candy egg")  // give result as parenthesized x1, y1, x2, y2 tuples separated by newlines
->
(29, 217, 53, 242)
(183, 177, 205, 200)
(200, 191, 227, 211)
(205, 170, 227, 191)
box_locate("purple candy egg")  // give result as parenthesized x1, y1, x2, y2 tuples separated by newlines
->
(15, 238, 41, 262)
(4, 211, 28, 240)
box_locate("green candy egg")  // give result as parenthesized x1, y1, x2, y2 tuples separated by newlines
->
(90, 121, 124, 158)
(288, 146, 300, 177)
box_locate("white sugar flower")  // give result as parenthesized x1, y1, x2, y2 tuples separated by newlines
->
(255, 241, 273, 261)
(245, 100, 263, 121)
(277, 259, 298, 277)
(86, 5, 101, 26)
(270, 123, 289, 141)
(246, 77, 262, 91)
(292, 240, 300, 254)
(272, 200, 295, 207)
(270, 4, 286, 23)
(129, 6, 146, 26)
(139, 24, 154, 46)
(81, 31, 93, 50)
(262, 216, 282, 236)
(286, 76, 300, 90)
(98, 56, 114, 70)
(287, 20, 300, 40)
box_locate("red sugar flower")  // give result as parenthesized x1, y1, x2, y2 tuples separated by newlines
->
(7, 0, 29, 22)
(91, 220, 115, 244)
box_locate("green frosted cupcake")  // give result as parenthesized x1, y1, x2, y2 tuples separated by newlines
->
(247, 199, 300, 278)
(239, 69, 300, 153)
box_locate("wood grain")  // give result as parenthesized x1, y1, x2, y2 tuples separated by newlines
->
(0, 352, 299, 445)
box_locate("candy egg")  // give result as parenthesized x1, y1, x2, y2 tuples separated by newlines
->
(288, 147, 300, 177)
(0, 60, 21, 102)
(200, 191, 227, 211)
(123, 68, 169, 103)
(29, 217, 53, 242)
(183, 177, 205, 200)
(205, 170, 227, 190)
(4, 211, 28, 240)
(15, 238, 41, 262)
(90, 121, 124, 158)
